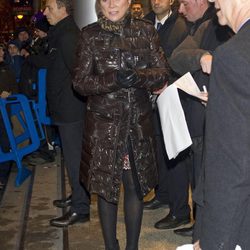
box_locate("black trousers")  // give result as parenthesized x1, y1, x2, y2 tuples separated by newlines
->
(58, 120, 90, 215)
(166, 149, 190, 218)
(167, 136, 204, 218)
(153, 109, 190, 216)
(153, 110, 169, 204)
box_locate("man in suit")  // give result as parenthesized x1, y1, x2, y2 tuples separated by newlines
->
(147, 0, 217, 231)
(193, 0, 250, 249)
(144, 0, 189, 229)
(44, 0, 90, 227)
(143, 0, 189, 219)
(168, 0, 232, 236)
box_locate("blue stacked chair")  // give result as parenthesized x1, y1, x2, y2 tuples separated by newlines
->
(0, 69, 49, 186)
(33, 69, 51, 125)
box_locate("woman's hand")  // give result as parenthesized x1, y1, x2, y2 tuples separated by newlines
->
(116, 69, 139, 88)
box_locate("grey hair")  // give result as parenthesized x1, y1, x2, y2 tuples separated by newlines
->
(56, 0, 73, 15)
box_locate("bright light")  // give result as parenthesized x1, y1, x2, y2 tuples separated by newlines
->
(17, 15, 24, 20)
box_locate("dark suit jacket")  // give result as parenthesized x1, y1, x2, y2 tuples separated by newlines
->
(144, 10, 189, 58)
(195, 20, 250, 250)
(46, 16, 86, 123)
(144, 11, 189, 136)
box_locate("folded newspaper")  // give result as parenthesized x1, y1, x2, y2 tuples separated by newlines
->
(156, 72, 202, 159)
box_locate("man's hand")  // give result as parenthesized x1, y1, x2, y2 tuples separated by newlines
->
(193, 240, 202, 250)
(200, 52, 212, 74)
(20, 48, 30, 58)
(198, 91, 208, 102)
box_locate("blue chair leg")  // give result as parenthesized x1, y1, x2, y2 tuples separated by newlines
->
(14, 154, 32, 187)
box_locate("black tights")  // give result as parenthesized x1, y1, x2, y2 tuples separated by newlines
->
(98, 170, 143, 250)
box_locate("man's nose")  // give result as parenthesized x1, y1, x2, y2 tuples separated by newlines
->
(44, 8, 48, 16)
(178, 4, 184, 13)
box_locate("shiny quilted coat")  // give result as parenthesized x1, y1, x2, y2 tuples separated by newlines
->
(73, 15, 169, 203)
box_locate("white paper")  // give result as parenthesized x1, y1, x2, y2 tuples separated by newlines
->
(176, 244, 242, 250)
(173, 72, 201, 97)
(176, 244, 193, 250)
(157, 84, 192, 159)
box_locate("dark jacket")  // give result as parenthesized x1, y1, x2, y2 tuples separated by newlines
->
(19, 36, 49, 99)
(195, 20, 250, 249)
(73, 15, 169, 203)
(169, 8, 232, 138)
(0, 61, 18, 94)
(144, 10, 189, 58)
(5, 54, 24, 80)
(46, 15, 85, 123)
(144, 10, 189, 137)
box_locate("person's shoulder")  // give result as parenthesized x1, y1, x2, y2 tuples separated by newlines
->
(134, 17, 153, 26)
(144, 11, 155, 23)
(79, 22, 100, 41)
(132, 17, 155, 33)
(80, 22, 101, 36)
(59, 20, 79, 41)
(81, 22, 99, 32)
(170, 13, 189, 33)
(213, 36, 236, 62)
(174, 13, 188, 26)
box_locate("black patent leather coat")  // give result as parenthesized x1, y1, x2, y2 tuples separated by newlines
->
(73, 16, 169, 203)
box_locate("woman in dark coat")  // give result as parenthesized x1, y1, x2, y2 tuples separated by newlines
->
(73, 0, 169, 249)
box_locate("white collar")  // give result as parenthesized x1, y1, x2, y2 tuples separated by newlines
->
(154, 10, 172, 29)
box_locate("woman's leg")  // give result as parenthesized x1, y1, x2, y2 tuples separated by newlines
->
(98, 195, 120, 250)
(123, 170, 143, 250)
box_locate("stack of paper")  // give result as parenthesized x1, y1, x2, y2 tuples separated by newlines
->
(157, 72, 203, 159)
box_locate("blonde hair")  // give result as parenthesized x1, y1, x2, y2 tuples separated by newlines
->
(95, 0, 101, 15)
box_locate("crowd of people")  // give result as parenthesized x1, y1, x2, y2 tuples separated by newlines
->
(0, 14, 54, 190)
(1, 0, 250, 249)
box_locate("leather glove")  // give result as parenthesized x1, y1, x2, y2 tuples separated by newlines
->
(116, 69, 139, 88)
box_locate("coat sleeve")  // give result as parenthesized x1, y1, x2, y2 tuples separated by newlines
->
(59, 31, 79, 76)
(135, 26, 169, 91)
(169, 20, 210, 75)
(72, 30, 120, 96)
(27, 54, 49, 68)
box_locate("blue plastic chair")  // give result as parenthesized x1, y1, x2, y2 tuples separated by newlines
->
(0, 69, 53, 186)
(0, 95, 45, 186)
(33, 69, 51, 125)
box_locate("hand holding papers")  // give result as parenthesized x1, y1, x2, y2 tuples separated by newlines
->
(174, 72, 208, 102)
(156, 72, 206, 159)
(174, 72, 200, 96)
